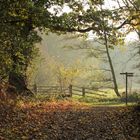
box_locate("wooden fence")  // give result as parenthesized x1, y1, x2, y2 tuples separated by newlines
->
(70, 85, 106, 97)
(29, 84, 106, 97)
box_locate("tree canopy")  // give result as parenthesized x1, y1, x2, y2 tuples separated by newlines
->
(0, 0, 140, 95)
(0, 0, 67, 94)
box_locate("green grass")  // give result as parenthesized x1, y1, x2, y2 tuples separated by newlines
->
(27, 89, 140, 107)
(71, 90, 140, 106)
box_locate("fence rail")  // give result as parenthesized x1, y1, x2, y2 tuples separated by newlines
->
(29, 84, 106, 97)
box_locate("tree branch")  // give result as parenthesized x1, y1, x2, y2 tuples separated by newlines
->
(51, 25, 95, 33)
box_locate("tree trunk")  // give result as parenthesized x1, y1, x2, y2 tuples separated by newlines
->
(104, 32, 121, 97)
(7, 72, 33, 96)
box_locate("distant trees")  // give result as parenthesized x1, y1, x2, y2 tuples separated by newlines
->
(50, 0, 140, 96)
(51, 1, 124, 96)
(29, 54, 82, 90)
(116, 0, 140, 70)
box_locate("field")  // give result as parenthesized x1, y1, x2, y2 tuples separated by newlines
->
(35, 88, 140, 106)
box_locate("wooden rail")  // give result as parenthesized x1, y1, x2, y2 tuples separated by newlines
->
(70, 85, 106, 97)
(29, 84, 106, 97)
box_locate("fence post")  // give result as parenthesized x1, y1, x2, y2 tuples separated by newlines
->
(69, 84, 72, 97)
(82, 87, 85, 97)
(33, 83, 37, 94)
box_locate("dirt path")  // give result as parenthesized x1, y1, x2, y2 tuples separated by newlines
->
(0, 102, 140, 140)
(43, 106, 140, 140)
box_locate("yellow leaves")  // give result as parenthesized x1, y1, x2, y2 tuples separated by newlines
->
(59, 66, 80, 78)
(0, 100, 139, 139)
(7, 1, 30, 20)
(21, 136, 29, 140)
(78, 116, 90, 124)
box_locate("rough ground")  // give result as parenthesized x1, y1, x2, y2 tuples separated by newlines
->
(0, 101, 140, 140)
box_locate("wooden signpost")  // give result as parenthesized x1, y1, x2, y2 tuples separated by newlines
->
(120, 72, 134, 105)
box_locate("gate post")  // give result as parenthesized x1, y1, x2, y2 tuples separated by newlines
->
(69, 84, 72, 97)
(82, 87, 85, 97)
(33, 83, 37, 94)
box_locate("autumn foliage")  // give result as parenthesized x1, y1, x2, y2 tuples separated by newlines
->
(0, 99, 140, 140)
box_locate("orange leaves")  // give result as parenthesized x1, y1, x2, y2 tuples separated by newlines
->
(0, 101, 140, 139)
